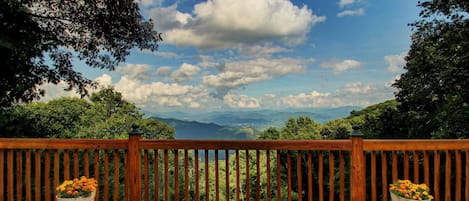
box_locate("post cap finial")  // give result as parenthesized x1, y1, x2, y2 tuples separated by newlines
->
(129, 124, 143, 135)
(350, 124, 363, 137)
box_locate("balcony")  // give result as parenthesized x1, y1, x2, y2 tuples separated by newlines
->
(1, 131, 468, 201)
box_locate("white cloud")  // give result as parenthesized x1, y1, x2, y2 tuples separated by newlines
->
(156, 66, 172, 76)
(339, 82, 375, 94)
(278, 81, 393, 108)
(385, 52, 407, 72)
(117, 64, 153, 80)
(236, 43, 290, 58)
(202, 57, 310, 97)
(224, 93, 260, 109)
(337, 8, 364, 17)
(114, 76, 209, 109)
(339, 0, 356, 8)
(150, 0, 326, 49)
(171, 63, 201, 83)
(320, 59, 361, 74)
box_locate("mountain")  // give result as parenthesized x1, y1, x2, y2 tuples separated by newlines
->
(154, 117, 255, 139)
(147, 106, 361, 131)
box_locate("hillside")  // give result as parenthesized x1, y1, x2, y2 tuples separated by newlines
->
(154, 117, 255, 139)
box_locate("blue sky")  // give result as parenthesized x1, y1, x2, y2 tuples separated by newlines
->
(42, 0, 420, 112)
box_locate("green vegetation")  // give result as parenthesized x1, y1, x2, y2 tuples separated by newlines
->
(0, 87, 174, 139)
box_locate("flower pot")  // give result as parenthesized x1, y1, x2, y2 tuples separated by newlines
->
(390, 192, 430, 201)
(56, 191, 96, 201)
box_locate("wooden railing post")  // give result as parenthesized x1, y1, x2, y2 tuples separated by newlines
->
(350, 125, 365, 201)
(128, 124, 142, 201)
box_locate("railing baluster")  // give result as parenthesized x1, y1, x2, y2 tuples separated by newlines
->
(215, 150, 219, 201)
(63, 149, 70, 181)
(267, 150, 271, 201)
(318, 151, 324, 201)
(16, 151, 23, 201)
(164, 149, 169, 201)
(455, 150, 461, 201)
(175, 150, 179, 201)
(276, 150, 281, 201)
(25, 150, 31, 201)
(403, 151, 409, 180)
(424, 150, 429, 186)
(7, 150, 13, 201)
(34, 149, 40, 201)
(184, 150, 189, 201)
(466, 150, 469, 201)
(392, 151, 398, 182)
(434, 151, 440, 201)
(205, 150, 209, 201)
(93, 149, 99, 200)
(245, 150, 250, 201)
(329, 151, 334, 201)
(287, 151, 292, 201)
(113, 150, 120, 201)
(144, 150, 149, 201)
(307, 151, 313, 201)
(84, 150, 89, 177)
(195, 150, 200, 201)
(256, 150, 260, 201)
(445, 151, 451, 201)
(340, 151, 345, 201)
(54, 150, 59, 200)
(124, 150, 129, 201)
(297, 151, 302, 201)
(236, 150, 240, 201)
(413, 151, 419, 183)
(104, 150, 109, 201)
(225, 149, 230, 201)
(381, 151, 387, 201)
(371, 151, 376, 201)
(0, 150, 3, 201)
(44, 150, 50, 201)
(154, 150, 159, 201)
(73, 149, 79, 178)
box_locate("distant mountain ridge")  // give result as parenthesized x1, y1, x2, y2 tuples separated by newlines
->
(147, 106, 361, 131)
(154, 117, 255, 139)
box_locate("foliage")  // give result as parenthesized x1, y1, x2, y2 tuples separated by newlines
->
(0, 0, 162, 106)
(321, 118, 352, 139)
(56, 176, 98, 198)
(281, 116, 323, 140)
(0, 87, 174, 139)
(389, 179, 433, 200)
(393, 0, 469, 138)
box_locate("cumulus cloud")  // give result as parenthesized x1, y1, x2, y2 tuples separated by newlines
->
(320, 59, 361, 74)
(171, 63, 201, 83)
(224, 93, 260, 108)
(156, 66, 172, 77)
(337, 8, 364, 17)
(279, 82, 393, 108)
(113, 76, 209, 109)
(236, 43, 290, 58)
(339, 0, 356, 8)
(150, 0, 326, 49)
(202, 57, 310, 97)
(117, 64, 153, 80)
(385, 52, 407, 72)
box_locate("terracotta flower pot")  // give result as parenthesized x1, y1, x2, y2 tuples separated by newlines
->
(56, 191, 96, 201)
(390, 192, 430, 201)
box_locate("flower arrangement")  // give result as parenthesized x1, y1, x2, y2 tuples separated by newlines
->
(389, 179, 433, 201)
(56, 176, 98, 198)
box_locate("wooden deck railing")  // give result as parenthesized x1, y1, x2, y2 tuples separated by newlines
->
(1, 129, 469, 201)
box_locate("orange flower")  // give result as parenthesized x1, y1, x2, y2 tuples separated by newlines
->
(389, 179, 433, 200)
(56, 176, 98, 198)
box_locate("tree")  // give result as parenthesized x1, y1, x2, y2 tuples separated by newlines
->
(321, 119, 352, 139)
(0, 0, 162, 106)
(281, 116, 322, 140)
(393, 0, 469, 138)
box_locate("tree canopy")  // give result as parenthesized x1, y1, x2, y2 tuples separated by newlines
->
(0, 0, 162, 106)
(393, 0, 469, 138)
